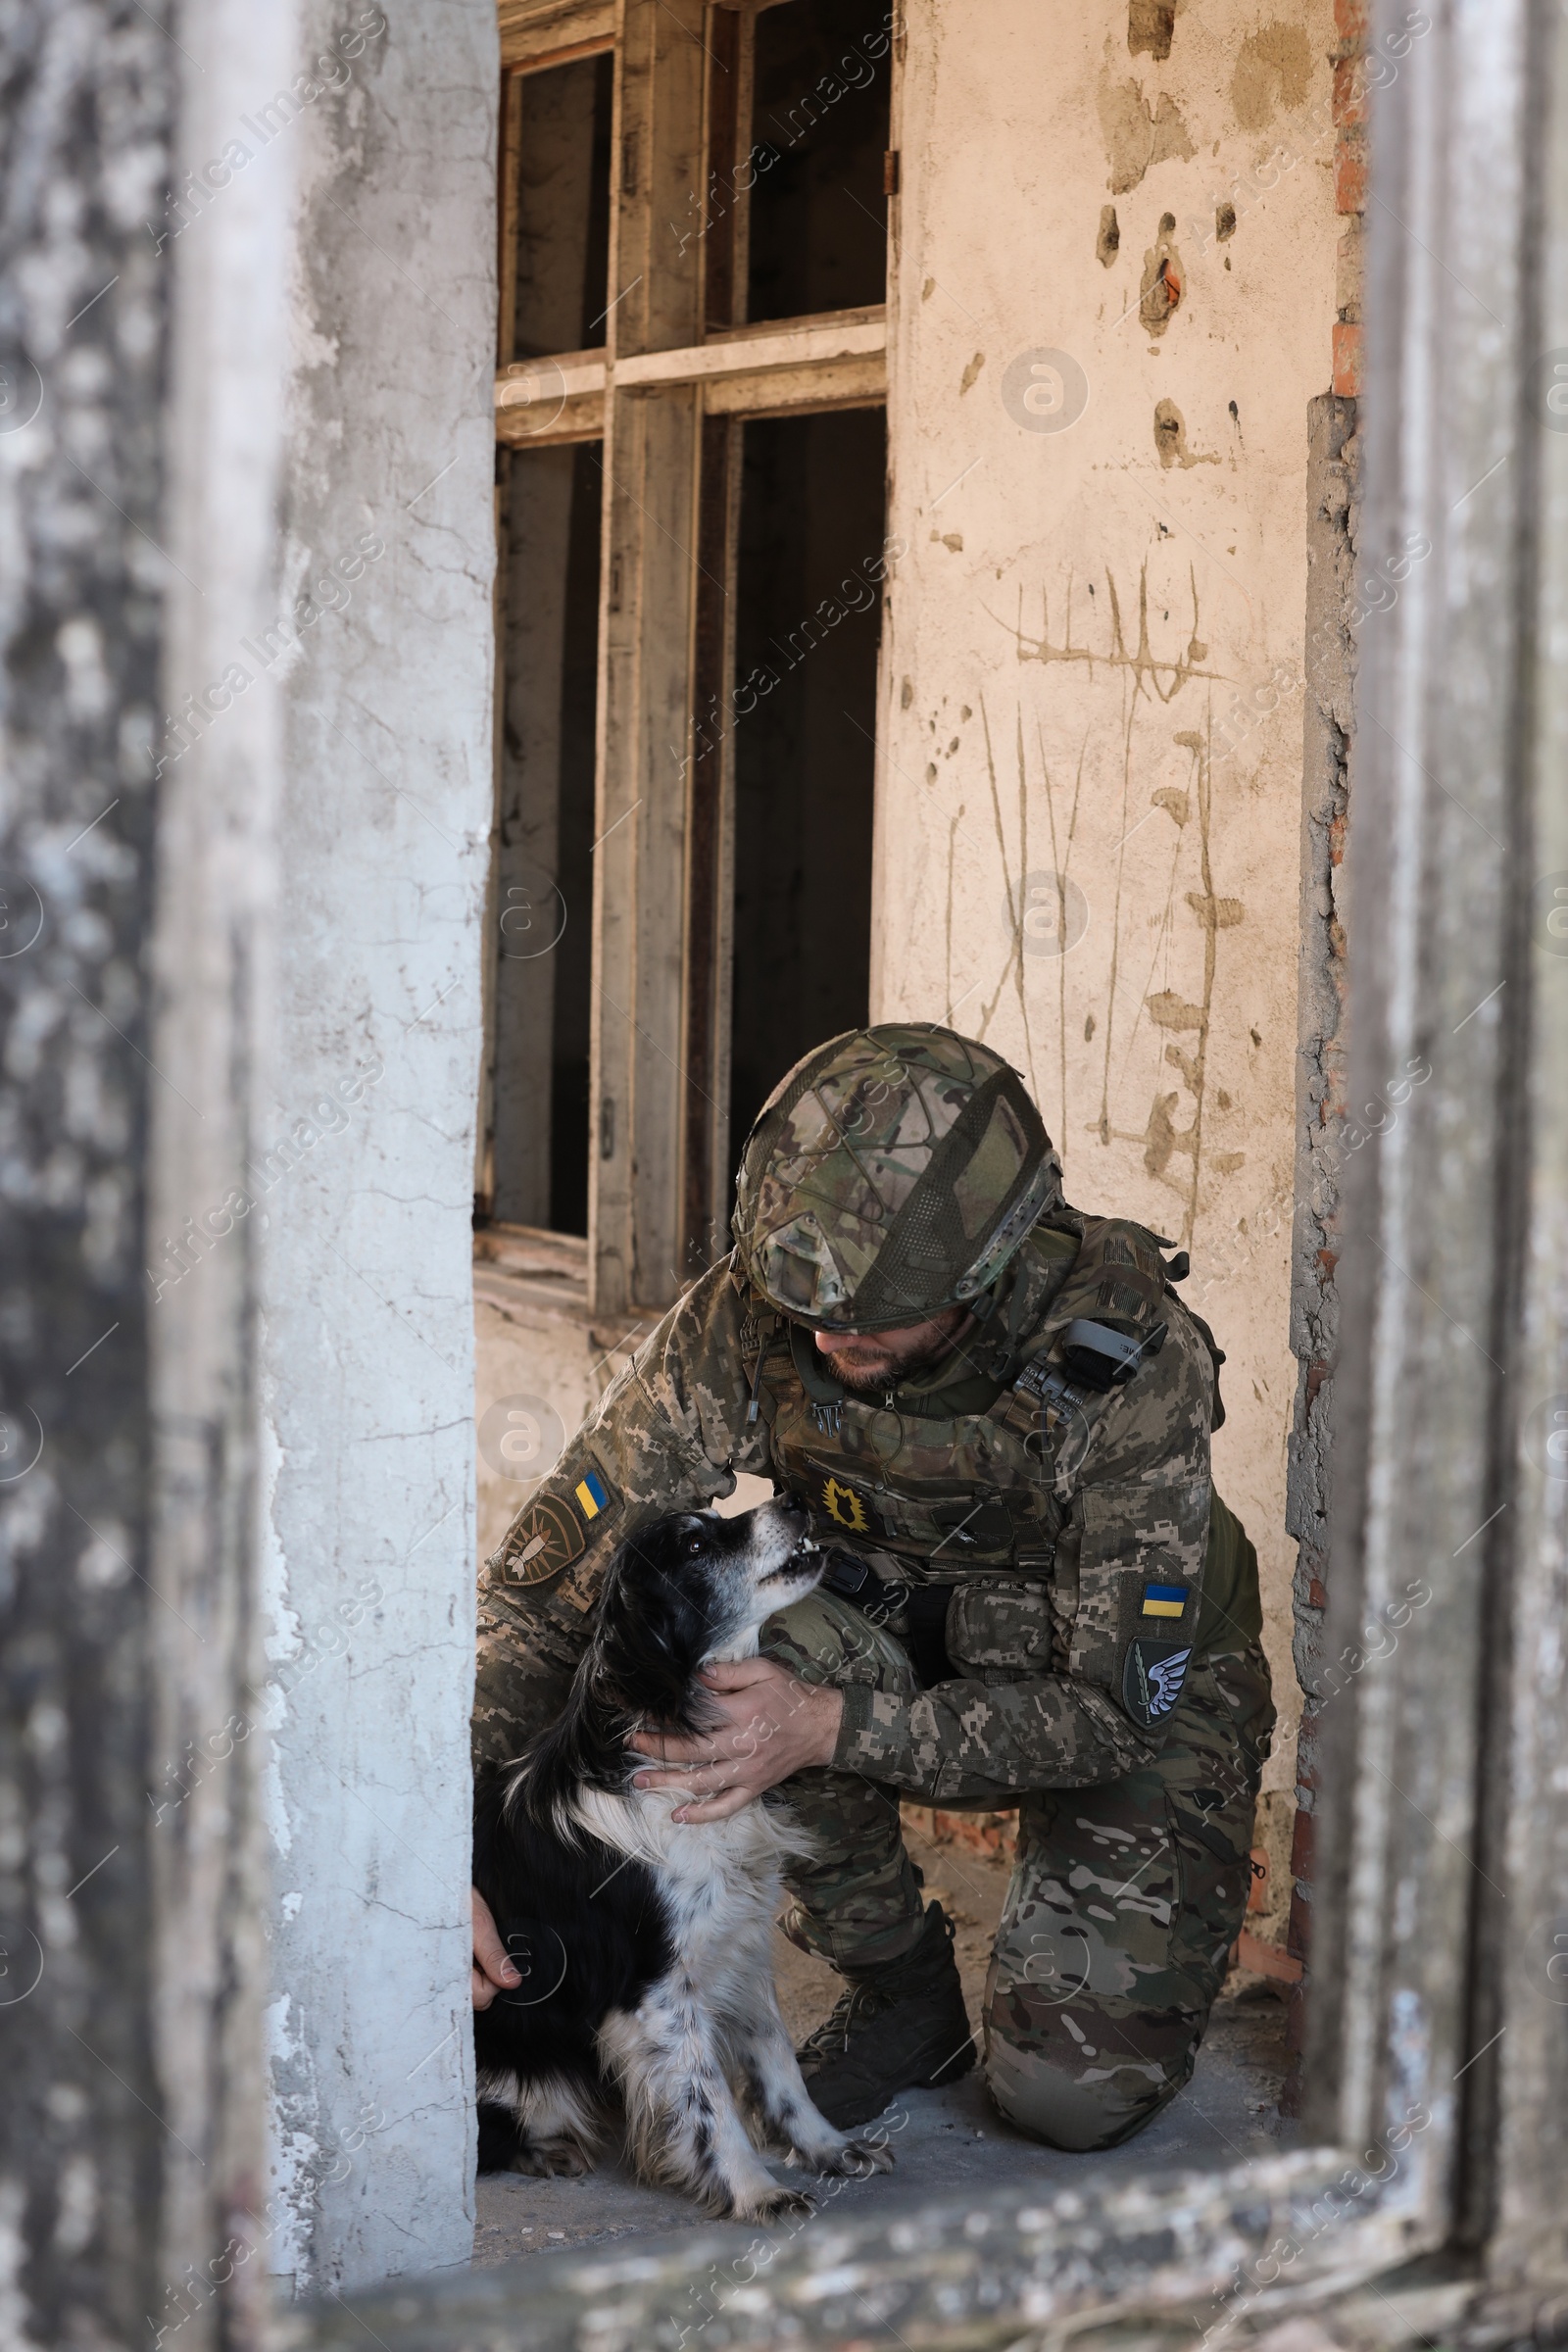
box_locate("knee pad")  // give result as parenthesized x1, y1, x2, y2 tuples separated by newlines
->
(985, 2019, 1192, 2152)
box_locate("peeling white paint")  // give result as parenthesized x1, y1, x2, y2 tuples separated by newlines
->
(259, 0, 497, 2290)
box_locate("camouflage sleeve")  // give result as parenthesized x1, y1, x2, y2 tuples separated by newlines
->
(473, 1255, 772, 1764)
(830, 1304, 1214, 1803)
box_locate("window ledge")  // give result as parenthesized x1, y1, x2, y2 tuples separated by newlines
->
(474, 1221, 588, 1328)
(473, 1224, 658, 1354)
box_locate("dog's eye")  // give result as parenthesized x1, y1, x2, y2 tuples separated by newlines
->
(686, 1536, 704, 1555)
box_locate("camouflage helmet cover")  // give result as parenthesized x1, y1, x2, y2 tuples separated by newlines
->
(732, 1024, 1062, 1330)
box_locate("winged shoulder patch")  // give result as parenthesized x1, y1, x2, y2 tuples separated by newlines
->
(1122, 1637, 1193, 1727)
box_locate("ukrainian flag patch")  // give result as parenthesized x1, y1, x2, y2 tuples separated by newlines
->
(1142, 1583, 1189, 1619)
(575, 1468, 611, 1520)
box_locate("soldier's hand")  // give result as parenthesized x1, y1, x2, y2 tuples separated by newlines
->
(627, 1657, 844, 1823)
(471, 1886, 521, 2011)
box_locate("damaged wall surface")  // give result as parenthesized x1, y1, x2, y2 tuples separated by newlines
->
(874, 0, 1342, 1794)
(259, 0, 498, 2293)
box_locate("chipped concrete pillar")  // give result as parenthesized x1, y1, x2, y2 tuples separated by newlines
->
(7, 0, 503, 2315)
(258, 0, 498, 2296)
(1305, 0, 1568, 2284)
(0, 0, 295, 2343)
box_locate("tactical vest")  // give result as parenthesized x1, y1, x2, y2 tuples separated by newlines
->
(738, 1215, 1257, 1660)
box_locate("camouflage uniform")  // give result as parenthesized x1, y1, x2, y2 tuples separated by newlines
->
(475, 1028, 1274, 2151)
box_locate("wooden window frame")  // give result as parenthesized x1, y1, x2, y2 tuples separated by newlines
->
(329, 0, 1568, 2329)
(491, 0, 889, 1317)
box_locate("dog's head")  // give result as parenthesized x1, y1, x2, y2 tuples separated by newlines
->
(588, 1495, 820, 1731)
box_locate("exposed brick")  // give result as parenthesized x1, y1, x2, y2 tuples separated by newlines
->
(1333, 55, 1368, 125)
(1333, 320, 1364, 397)
(1290, 1804, 1316, 1886)
(904, 1803, 1017, 1863)
(1308, 1577, 1329, 1610)
(1334, 0, 1369, 39)
(1336, 136, 1368, 215)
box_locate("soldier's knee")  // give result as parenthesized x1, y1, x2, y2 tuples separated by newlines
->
(983, 2008, 1197, 2153)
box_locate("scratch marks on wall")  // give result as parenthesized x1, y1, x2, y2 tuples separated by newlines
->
(1147, 724, 1241, 1242)
(1001, 561, 1216, 702)
(971, 558, 1250, 1247)
(1038, 722, 1089, 1160)
(1094, 721, 1246, 1245)
(974, 698, 1038, 1101)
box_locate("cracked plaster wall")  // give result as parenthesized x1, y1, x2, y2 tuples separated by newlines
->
(875, 0, 1343, 1792)
(260, 0, 498, 2293)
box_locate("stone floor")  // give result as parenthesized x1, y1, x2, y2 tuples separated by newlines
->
(472, 1815, 1291, 2270)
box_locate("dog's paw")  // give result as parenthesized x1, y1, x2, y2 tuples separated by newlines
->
(511, 2139, 595, 2180)
(806, 2132, 896, 2179)
(729, 2181, 816, 2223)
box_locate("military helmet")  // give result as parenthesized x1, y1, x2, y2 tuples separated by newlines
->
(732, 1024, 1062, 1331)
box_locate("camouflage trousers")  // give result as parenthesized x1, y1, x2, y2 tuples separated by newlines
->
(760, 1591, 1274, 2153)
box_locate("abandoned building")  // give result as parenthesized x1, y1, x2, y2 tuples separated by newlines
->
(1, 0, 1565, 2343)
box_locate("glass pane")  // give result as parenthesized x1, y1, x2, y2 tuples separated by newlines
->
(747, 0, 891, 323)
(511, 53, 613, 361)
(728, 408, 886, 1171)
(492, 441, 602, 1234)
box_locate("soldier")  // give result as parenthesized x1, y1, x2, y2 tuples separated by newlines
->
(470, 1025, 1274, 2150)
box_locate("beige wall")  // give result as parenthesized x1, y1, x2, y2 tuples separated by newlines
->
(476, 1, 1343, 1798)
(875, 0, 1342, 1788)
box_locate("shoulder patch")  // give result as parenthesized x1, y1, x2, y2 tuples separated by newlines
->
(502, 1493, 587, 1587)
(572, 1466, 613, 1522)
(1123, 1637, 1192, 1726)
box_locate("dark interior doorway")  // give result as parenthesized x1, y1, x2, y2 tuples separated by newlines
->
(727, 405, 885, 1179)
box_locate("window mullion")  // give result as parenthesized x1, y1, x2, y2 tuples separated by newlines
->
(589, 0, 709, 1317)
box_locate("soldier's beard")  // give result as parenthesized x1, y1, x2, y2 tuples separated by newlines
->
(813, 1307, 974, 1394)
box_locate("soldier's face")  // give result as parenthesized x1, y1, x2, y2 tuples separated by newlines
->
(811, 1305, 974, 1393)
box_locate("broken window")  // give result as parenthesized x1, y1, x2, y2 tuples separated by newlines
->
(484, 2, 890, 1311)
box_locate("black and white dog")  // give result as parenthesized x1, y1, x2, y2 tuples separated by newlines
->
(472, 1495, 895, 2219)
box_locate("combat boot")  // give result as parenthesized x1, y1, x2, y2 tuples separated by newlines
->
(796, 1902, 976, 2128)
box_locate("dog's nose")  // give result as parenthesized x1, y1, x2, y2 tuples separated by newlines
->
(777, 1489, 808, 1519)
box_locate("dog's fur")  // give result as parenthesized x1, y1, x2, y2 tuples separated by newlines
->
(472, 1496, 895, 2219)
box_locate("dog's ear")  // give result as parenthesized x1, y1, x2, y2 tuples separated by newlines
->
(589, 1524, 711, 1730)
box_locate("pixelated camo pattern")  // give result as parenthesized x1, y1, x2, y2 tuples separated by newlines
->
(474, 1215, 1249, 1804)
(762, 1589, 1274, 2145)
